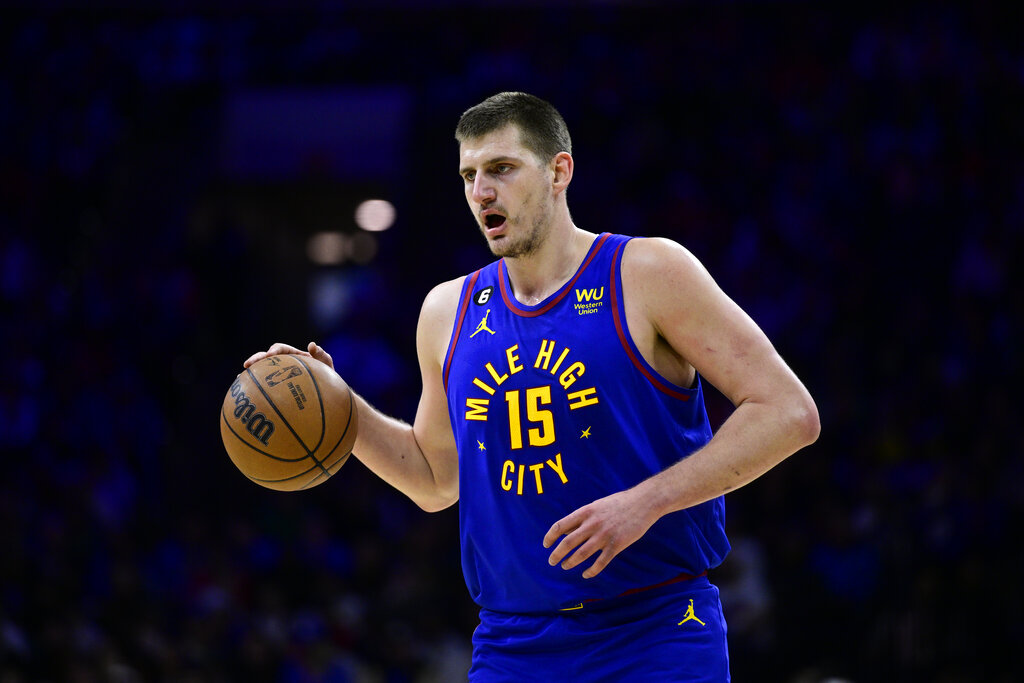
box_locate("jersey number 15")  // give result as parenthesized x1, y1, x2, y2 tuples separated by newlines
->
(505, 386, 556, 449)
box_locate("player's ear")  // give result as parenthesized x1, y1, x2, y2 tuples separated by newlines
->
(551, 151, 573, 194)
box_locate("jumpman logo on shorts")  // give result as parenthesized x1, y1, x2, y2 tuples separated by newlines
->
(677, 599, 706, 627)
(470, 309, 496, 337)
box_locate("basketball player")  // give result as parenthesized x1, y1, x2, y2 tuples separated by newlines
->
(245, 92, 819, 681)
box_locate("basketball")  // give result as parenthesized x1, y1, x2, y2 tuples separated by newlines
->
(220, 354, 358, 491)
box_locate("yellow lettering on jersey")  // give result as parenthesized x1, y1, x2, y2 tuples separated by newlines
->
(506, 344, 524, 374)
(534, 340, 571, 376)
(498, 454, 569, 495)
(465, 398, 490, 421)
(501, 460, 514, 491)
(575, 287, 604, 302)
(525, 386, 555, 447)
(485, 362, 509, 386)
(546, 453, 568, 484)
(466, 339, 601, 432)
(473, 377, 496, 395)
(505, 391, 524, 450)
(550, 347, 570, 375)
(567, 387, 599, 410)
(529, 463, 545, 494)
(534, 339, 556, 370)
(559, 361, 585, 390)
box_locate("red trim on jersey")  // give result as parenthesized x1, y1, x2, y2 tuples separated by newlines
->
(498, 233, 612, 317)
(443, 270, 481, 391)
(610, 241, 691, 402)
(614, 569, 707, 600)
(564, 570, 708, 611)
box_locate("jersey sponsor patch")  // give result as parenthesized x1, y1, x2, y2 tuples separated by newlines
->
(573, 287, 604, 315)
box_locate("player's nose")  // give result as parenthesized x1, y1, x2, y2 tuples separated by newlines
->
(471, 176, 496, 205)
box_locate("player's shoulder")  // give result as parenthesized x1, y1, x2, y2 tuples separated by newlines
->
(424, 274, 467, 304)
(420, 275, 467, 323)
(621, 235, 706, 281)
(417, 275, 468, 360)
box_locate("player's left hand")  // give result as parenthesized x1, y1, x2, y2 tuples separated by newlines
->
(543, 488, 659, 579)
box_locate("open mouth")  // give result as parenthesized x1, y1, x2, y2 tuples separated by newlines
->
(484, 214, 507, 229)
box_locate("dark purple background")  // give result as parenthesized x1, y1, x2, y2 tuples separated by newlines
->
(1, 3, 1020, 681)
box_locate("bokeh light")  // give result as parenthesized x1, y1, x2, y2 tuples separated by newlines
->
(307, 231, 348, 265)
(354, 199, 395, 232)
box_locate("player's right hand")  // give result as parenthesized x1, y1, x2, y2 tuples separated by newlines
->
(243, 342, 335, 371)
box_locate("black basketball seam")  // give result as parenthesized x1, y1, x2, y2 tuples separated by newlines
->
(221, 407, 310, 462)
(299, 385, 358, 491)
(301, 452, 350, 490)
(299, 385, 357, 489)
(317, 384, 356, 464)
(245, 459, 327, 484)
(294, 357, 328, 454)
(301, 450, 350, 489)
(245, 363, 330, 477)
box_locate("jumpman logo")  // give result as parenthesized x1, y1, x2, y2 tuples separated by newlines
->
(677, 599, 706, 627)
(470, 309, 496, 337)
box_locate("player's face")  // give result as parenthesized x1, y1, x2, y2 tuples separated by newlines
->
(459, 125, 556, 259)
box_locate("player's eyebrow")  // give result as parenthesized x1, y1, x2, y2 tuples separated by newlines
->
(459, 156, 518, 176)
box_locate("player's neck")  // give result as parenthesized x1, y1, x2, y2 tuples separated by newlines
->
(504, 223, 596, 306)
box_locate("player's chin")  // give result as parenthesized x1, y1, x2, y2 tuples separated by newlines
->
(488, 236, 520, 257)
(480, 229, 507, 253)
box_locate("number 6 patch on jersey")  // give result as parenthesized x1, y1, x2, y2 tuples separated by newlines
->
(474, 286, 494, 305)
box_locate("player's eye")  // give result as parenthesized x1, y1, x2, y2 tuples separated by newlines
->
(463, 171, 475, 182)
(496, 164, 512, 174)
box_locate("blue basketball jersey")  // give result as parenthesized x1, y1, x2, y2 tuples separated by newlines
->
(443, 233, 730, 614)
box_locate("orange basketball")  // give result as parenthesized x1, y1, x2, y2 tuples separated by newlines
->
(220, 354, 357, 491)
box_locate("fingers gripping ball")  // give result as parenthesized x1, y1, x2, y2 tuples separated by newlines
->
(220, 355, 357, 491)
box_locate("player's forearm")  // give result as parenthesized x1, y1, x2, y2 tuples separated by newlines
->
(640, 392, 819, 518)
(349, 393, 458, 512)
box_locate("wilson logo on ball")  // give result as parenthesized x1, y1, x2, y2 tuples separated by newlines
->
(229, 378, 275, 445)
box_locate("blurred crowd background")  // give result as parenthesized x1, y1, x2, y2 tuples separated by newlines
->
(1, 2, 1020, 681)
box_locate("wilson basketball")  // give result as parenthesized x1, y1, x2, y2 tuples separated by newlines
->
(220, 354, 358, 491)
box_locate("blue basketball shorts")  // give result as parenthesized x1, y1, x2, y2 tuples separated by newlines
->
(469, 575, 730, 682)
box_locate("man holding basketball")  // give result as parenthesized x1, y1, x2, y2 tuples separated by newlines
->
(245, 92, 819, 681)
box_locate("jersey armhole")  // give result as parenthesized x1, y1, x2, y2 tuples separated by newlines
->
(443, 270, 481, 392)
(610, 240, 696, 402)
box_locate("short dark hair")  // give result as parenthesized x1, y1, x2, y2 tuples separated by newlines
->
(455, 92, 572, 162)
